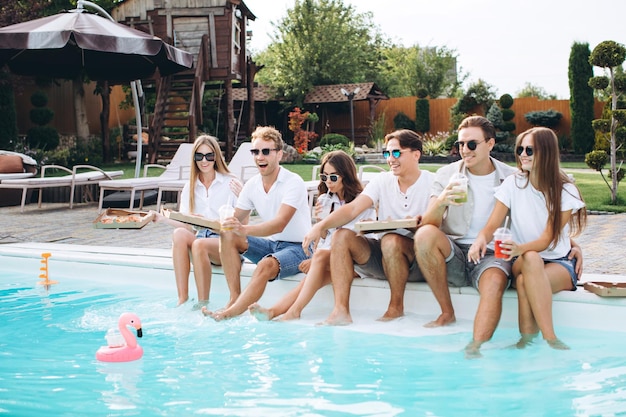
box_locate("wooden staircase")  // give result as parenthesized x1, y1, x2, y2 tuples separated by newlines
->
(148, 35, 211, 164)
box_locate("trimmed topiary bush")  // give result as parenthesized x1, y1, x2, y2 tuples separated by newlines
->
(393, 111, 415, 131)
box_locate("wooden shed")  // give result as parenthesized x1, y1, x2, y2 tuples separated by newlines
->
(111, 0, 257, 162)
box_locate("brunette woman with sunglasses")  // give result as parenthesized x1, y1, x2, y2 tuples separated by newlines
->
(469, 127, 586, 349)
(151, 135, 241, 308)
(249, 150, 375, 321)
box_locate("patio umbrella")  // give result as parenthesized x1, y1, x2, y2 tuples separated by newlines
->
(0, 8, 194, 82)
(0, 5, 194, 177)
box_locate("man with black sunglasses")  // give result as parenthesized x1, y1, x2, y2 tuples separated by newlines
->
(202, 126, 311, 321)
(414, 116, 517, 355)
(302, 129, 434, 325)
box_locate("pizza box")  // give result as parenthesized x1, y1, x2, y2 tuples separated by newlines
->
(583, 281, 626, 297)
(94, 208, 153, 229)
(163, 209, 221, 231)
(354, 218, 418, 233)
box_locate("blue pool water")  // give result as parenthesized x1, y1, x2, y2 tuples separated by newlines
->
(1, 264, 626, 416)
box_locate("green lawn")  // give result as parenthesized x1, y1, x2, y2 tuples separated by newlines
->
(102, 161, 626, 213)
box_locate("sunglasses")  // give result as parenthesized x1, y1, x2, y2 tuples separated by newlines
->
(382, 149, 409, 159)
(516, 146, 534, 156)
(454, 140, 485, 151)
(320, 174, 340, 182)
(194, 152, 215, 162)
(250, 148, 279, 156)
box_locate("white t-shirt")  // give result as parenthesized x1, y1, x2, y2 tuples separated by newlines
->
(237, 166, 311, 242)
(316, 192, 376, 250)
(362, 170, 434, 238)
(456, 171, 497, 246)
(179, 172, 238, 219)
(494, 173, 585, 259)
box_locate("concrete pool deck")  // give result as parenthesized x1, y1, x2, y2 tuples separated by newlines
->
(0, 201, 625, 276)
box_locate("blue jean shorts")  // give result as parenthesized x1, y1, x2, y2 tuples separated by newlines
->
(195, 229, 219, 239)
(545, 255, 578, 290)
(244, 236, 309, 280)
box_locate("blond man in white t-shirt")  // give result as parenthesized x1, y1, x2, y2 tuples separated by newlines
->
(203, 126, 311, 321)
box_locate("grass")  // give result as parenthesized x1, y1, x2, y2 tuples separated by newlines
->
(101, 161, 626, 213)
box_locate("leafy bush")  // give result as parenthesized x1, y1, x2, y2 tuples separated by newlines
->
(320, 133, 350, 147)
(585, 149, 608, 171)
(27, 126, 60, 150)
(499, 94, 514, 109)
(493, 142, 514, 153)
(588, 76, 609, 90)
(501, 108, 515, 122)
(30, 90, 48, 107)
(420, 131, 450, 156)
(501, 121, 516, 132)
(29, 107, 54, 126)
(524, 109, 563, 127)
(393, 111, 415, 131)
(414, 99, 430, 133)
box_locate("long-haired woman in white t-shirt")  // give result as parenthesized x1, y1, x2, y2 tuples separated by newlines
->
(469, 127, 586, 349)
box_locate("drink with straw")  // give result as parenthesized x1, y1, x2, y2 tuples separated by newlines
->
(494, 216, 512, 259)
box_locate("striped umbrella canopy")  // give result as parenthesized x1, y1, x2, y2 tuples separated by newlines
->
(0, 9, 193, 81)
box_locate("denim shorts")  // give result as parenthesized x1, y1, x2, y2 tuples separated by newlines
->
(447, 240, 512, 289)
(244, 236, 309, 280)
(195, 229, 219, 239)
(545, 255, 578, 290)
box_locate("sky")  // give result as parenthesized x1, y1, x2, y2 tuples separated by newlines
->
(243, 0, 626, 99)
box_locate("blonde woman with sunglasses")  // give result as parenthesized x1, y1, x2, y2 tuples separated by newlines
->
(152, 135, 241, 308)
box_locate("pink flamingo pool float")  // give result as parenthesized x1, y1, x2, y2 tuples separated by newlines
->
(96, 312, 143, 362)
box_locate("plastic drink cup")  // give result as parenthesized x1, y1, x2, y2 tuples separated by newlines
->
(316, 194, 333, 220)
(449, 173, 468, 203)
(219, 204, 235, 231)
(494, 227, 512, 259)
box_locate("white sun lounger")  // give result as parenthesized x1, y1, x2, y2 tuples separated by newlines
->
(0, 164, 124, 213)
(97, 143, 194, 211)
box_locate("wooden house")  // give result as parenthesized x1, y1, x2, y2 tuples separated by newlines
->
(111, 0, 256, 162)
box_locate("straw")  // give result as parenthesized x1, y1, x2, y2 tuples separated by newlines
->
(504, 215, 510, 230)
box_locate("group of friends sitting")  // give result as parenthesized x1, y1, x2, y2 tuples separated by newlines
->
(151, 115, 587, 358)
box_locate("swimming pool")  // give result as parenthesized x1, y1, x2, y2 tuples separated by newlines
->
(1, 243, 626, 416)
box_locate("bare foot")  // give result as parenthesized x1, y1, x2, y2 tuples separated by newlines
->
(423, 312, 456, 328)
(547, 338, 570, 350)
(464, 340, 483, 359)
(377, 307, 404, 322)
(512, 333, 538, 349)
(317, 310, 353, 326)
(176, 297, 189, 307)
(248, 303, 273, 321)
(192, 300, 208, 311)
(278, 311, 301, 321)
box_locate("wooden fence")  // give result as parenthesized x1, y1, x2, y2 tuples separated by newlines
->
(370, 96, 605, 141)
(14, 78, 605, 147)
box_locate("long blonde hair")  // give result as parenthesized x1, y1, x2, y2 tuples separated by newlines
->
(188, 135, 231, 212)
(515, 127, 586, 247)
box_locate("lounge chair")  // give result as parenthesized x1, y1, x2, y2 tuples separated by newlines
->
(155, 142, 256, 210)
(97, 143, 194, 211)
(0, 164, 124, 213)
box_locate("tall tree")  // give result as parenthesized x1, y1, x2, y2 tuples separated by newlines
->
(255, 0, 383, 104)
(376, 44, 463, 98)
(568, 42, 595, 154)
(515, 82, 557, 99)
(588, 40, 626, 204)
